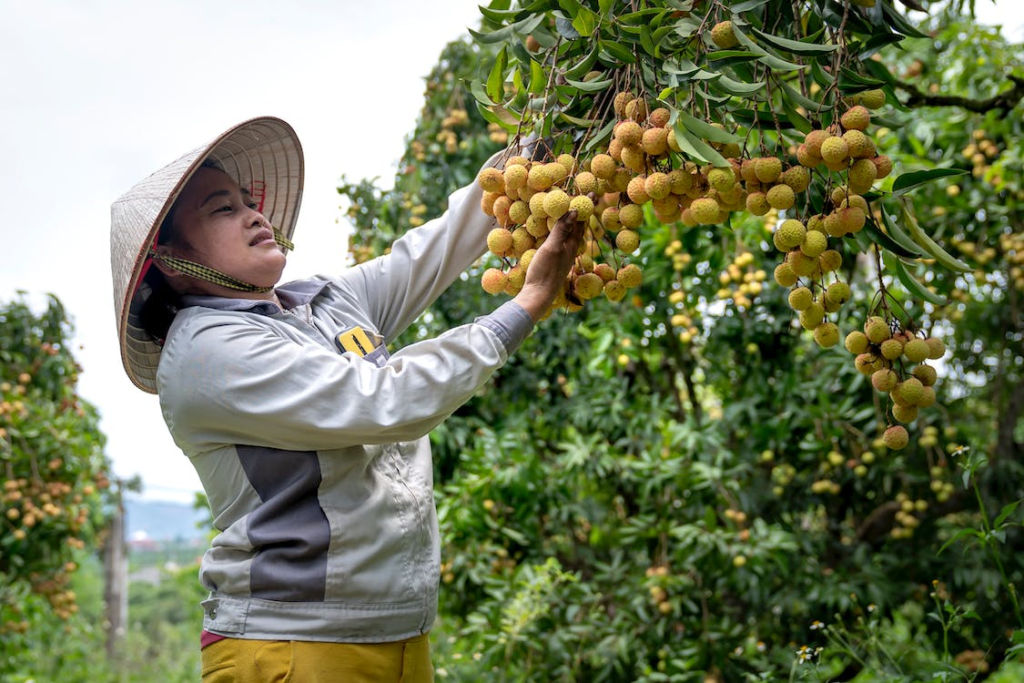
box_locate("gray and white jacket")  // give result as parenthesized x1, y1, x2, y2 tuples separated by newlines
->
(156, 176, 533, 643)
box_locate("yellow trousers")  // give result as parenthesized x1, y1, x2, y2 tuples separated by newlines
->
(201, 633, 433, 683)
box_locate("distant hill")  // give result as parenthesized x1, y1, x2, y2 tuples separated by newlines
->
(125, 498, 211, 541)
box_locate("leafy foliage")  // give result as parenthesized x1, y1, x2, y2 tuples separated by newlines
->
(1, 552, 204, 683)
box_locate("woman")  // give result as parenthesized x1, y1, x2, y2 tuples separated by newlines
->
(109, 116, 584, 682)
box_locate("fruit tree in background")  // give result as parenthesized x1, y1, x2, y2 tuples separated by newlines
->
(0, 295, 113, 667)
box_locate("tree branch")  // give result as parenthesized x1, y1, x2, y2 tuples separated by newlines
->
(995, 375, 1024, 463)
(896, 74, 1024, 116)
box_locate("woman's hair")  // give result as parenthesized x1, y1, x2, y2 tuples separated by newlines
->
(136, 212, 183, 344)
(137, 159, 226, 343)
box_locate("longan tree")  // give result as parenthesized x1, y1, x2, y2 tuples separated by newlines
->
(337, 3, 1023, 679)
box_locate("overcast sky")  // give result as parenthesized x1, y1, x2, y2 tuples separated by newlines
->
(1, 1, 1021, 503)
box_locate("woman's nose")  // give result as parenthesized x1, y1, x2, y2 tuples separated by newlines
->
(249, 211, 268, 228)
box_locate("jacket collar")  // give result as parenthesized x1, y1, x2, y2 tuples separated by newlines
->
(180, 277, 331, 315)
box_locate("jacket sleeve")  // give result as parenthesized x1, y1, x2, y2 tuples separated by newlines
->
(343, 153, 503, 344)
(157, 301, 535, 454)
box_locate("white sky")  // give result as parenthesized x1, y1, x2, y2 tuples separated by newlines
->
(1, 1, 1021, 503)
(0, 0, 483, 502)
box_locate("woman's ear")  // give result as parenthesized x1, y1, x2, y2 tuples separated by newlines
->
(152, 244, 181, 280)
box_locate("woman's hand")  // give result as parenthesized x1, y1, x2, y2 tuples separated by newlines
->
(512, 199, 591, 322)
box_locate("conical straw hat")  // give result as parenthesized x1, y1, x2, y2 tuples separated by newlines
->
(110, 116, 304, 393)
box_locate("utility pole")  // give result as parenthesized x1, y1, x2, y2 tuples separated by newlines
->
(102, 480, 128, 664)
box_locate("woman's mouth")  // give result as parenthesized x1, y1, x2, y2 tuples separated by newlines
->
(250, 228, 276, 246)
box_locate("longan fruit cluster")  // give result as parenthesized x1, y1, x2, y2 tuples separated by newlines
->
(962, 128, 1001, 180)
(474, 88, 891, 339)
(436, 108, 468, 155)
(844, 316, 945, 450)
(477, 153, 643, 314)
(715, 251, 766, 311)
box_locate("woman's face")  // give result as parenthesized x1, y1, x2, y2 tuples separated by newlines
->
(157, 167, 287, 297)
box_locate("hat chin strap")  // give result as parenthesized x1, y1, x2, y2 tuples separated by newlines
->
(151, 228, 294, 294)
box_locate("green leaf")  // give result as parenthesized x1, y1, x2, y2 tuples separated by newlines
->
(563, 44, 601, 79)
(667, 63, 716, 80)
(854, 32, 906, 58)
(529, 60, 546, 94)
(469, 13, 546, 45)
(729, 0, 771, 10)
(993, 500, 1021, 529)
(781, 96, 812, 134)
(469, 24, 515, 45)
(757, 53, 808, 72)
(730, 22, 808, 72)
(711, 74, 766, 96)
(640, 25, 656, 56)
(663, 58, 702, 75)
(469, 79, 495, 106)
(863, 59, 899, 87)
(599, 40, 636, 64)
(880, 0, 927, 38)
(572, 6, 599, 37)
(731, 108, 797, 129)
(479, 1, 545, 24)
(559, 112, 601, 127)
(475, 102, 519, 131)
(892, 168, 969, 195)
(705, 50, 761, 62)
(487, 45, 508, 103)
(673, 15, 701, 38)
(811, 60, 835, 87)
(674, 123, 729, 167)
(512, 65, 525, 95)
(780, 82, 834, 113)
(899, 199, 973, 273)
(675, 110, 741, 144)
(618, 8, 665, 24)
(888, 254, 950, 307)
(938, 527, 982, 556)
(490, 105, 523, 127)
(697, 90, 732, 105)
(509, 40, 532, 66)
(583, 119, 616, 152)
(878, 205, 927, 257)
(749, 26, 839, 56)
(564, 75, 615, 92)
(838, 67, 886, 94)
(817, 0, 874, 33)
(555, 15, 581, 39)
(652, 25, 677, 55)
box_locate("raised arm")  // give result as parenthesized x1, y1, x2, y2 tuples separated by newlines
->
(343, 155, 502, 343)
